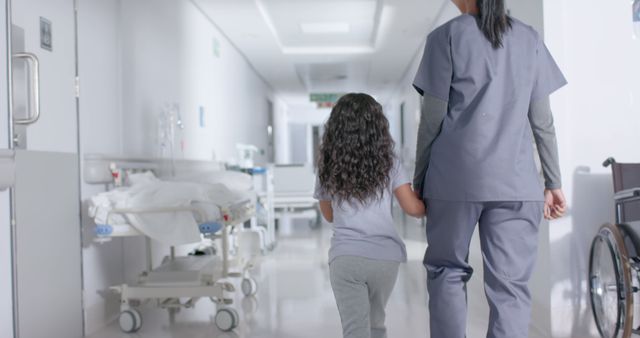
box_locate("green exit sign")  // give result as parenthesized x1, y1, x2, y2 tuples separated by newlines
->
(310, 93, 344, 103)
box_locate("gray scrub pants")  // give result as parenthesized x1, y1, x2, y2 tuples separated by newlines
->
(424, 200, 544, 338)
(330, 256, 400, 338)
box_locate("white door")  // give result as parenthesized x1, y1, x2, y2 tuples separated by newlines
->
(7, 0, 83, 337)
(1, 2, 15, 338)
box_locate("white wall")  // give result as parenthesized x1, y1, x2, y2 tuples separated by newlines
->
(542, 0, 640, 336)
(77, 0, 125, 334)
(119, 0, 271, 163)
(119, 0, 181, 158)
(178, 1, 271, 163)
(274, 98, 291, 163)
(1, 1, 14, 337)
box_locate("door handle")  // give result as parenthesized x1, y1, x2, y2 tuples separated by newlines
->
(12, 52, 41, 125)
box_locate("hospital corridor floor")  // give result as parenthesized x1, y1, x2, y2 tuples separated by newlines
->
(88, 213, 530, 338)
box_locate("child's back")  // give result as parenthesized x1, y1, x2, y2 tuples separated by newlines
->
(315, 159, 409, 264)
(314, 93, 425, 338)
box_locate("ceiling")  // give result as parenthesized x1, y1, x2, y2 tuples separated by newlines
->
(192, 0, 447, 105)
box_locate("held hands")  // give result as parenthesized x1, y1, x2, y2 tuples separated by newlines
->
(544, 188, 566, 220)
(394, 184, 426, 218)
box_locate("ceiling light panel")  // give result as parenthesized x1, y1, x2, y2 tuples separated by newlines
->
(300, 22, 351, 34)
(261, 0, 379, 47)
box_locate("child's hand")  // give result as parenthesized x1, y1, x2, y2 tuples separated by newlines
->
(394, 184, 426, 218)
(414, 189, 422, 201)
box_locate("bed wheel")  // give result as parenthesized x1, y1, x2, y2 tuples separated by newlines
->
(119, 308, 142, 333)
(241, 277, 258, 297)
(215, 308, 239, 332)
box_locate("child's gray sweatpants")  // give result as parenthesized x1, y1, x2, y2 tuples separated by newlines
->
(329, 255, 400, 338)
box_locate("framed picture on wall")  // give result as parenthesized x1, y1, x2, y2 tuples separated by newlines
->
(40, 17, 52, 51)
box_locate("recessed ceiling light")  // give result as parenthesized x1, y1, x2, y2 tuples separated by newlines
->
(300, 22, 351, 34)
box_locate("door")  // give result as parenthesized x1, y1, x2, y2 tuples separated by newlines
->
(1, 2, 15, 338)
(7, 0, 83, 337)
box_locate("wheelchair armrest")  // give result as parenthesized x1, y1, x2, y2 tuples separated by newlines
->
(614, 188, 640, 202)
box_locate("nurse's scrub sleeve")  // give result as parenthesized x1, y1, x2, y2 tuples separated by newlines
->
(412, 29, 452, 193)
(528, 34, 567, 190)
(531, 34, 567, 100)
(413, 29, 453, 101)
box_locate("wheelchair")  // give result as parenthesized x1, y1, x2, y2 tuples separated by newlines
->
(590, 158, 640, 338)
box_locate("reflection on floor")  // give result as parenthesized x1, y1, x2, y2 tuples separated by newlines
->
(88, 212, 536, 338)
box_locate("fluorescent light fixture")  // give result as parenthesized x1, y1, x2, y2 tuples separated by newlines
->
(300, 22, 351, 34)
(283, 45, 374, 55)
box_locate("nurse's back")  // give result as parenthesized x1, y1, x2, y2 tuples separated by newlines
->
(412, 2, 568, 337)
(413, 13, 566, 202)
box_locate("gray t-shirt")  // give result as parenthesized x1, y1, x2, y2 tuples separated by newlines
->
(413, 15, 567, 202)
(314, 159, 410, 263)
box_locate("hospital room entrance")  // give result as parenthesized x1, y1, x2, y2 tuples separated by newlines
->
(3, 0, 83, 337)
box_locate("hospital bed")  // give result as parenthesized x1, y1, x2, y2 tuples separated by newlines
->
(271, 164, 321, 228)
(85, 155, 260, 332)
(589, 158, 640, 338)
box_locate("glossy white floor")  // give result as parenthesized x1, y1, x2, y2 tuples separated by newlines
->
(88, 212, 546, 338)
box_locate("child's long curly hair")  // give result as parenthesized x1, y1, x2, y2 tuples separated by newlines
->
(317, 93, 395, 205)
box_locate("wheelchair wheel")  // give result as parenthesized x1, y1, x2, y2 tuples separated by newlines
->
(589, 223, 634, 338)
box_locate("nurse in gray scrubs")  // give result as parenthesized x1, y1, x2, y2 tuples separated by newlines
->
(413, 0, 567, 337)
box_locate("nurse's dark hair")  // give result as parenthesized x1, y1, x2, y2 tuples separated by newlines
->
(317, 93, 395, 205)
(477, 0, 512, 48)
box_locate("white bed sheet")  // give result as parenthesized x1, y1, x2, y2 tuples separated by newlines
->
(88, 174, 250, 245)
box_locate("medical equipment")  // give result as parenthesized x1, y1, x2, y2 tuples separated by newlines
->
(272, 164, 321, 228)
(85, 155, 260, 332)
(233, 166, 276, 252)
(236, 143, 262, 169)
(589, 158, 640, 338)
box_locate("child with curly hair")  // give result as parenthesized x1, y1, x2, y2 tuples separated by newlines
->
(315, 93, 425, 338)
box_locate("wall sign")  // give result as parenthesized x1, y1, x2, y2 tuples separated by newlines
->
(199, 106, 206, 128)
(634, 0, 640, 38)
(40, 17, 52, 51)
(310, 93, 345, 108)
(213, 38, 221, 58)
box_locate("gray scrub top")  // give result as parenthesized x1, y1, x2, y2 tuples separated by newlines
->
(413, 15, 567, 202)
(314, 159, 410, 263)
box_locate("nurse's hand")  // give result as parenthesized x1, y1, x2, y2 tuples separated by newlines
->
(544, 189, 567, 220)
